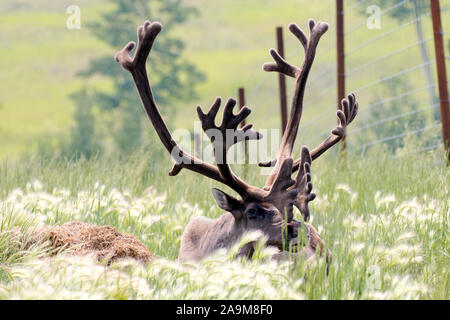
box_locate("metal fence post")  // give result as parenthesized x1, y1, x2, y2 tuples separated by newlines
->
(337, 0, 346, 153)
(276, 26, 288, 134)
(238, 87, 249, 165)
(430, 0, 450, 163)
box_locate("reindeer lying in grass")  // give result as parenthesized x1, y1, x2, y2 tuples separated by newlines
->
(114, 19, 358, 266)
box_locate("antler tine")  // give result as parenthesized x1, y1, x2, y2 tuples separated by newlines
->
(263, 20, 328, 189)
(115, 20, 266, 198)
(197, 97, 264, 199)
(262, 49, 300, 78)
(262, 20, 327, 80)
(295, 92, 358, 171)
(261, 147, 316, 222)
(289, 23, 308, 49)
(292, 147, 316, 221)
(115, 21, 162, 71)
(264, 158, 298, 222)
(258, 92, 358, 173)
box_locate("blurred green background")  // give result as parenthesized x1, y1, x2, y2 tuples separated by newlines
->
(0, 1, 449, 300)
(0, 0, 449, 160)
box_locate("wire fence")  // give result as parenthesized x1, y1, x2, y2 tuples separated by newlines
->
(344, 0, 448, 157)
(240, 0, 449, 161)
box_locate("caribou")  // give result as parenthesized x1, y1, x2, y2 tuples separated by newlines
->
(115, 19, 358, 265)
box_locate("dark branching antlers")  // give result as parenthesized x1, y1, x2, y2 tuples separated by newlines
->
(115, 19, 358, 222)
(293, 147, 316, 221)
(262, 21, 327, 78)
(115, 21, 162, 72)
(259, 91, 359, 173)
(197, 97, 261, 161)
(262, 20, 329, 191)
(333, 93, 358, 137)
(264, 158, 298, 221)
(115, 21, 266, 201)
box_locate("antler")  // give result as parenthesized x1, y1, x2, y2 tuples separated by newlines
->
(261, 147, 315, 222)
(259, 93, 358, 172)
(115, 21, 267, 200)
(304, 93, 358, 164)
(263, 158, 298, 221)
(197, 97, 264, 198)
(115, 19, 346, 223)
(263, 20, 329, 189)
(291, 147, 316, 221)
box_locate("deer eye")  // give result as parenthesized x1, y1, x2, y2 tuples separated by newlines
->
(247, 207, 274, 220)
(287, 225, 294, 235)
(247, 208, 265, 220)
(247, 208, 257, 219)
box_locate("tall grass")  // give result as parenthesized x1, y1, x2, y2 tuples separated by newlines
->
(0, 144, 448, 299)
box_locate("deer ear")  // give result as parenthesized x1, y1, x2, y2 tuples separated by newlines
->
(211, 188, 243, 219)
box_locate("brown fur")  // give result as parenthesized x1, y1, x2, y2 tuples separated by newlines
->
(179, 213, 242, 261)
(113, 18, 358, 269)
(178, 208, 328, 263)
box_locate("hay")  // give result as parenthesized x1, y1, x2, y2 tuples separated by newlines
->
(26, 221, 155, 264)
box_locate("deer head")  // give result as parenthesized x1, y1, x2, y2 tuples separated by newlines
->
(115, 20, 358, 258)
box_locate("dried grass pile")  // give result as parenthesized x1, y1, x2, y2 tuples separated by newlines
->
(24, 221, 155, 264)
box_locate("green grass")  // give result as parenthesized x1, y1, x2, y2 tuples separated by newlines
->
(0, 0, 448, 300)
(1, 0, 449, 159)
(0, 144, 448, 299)
(0, 0, 111, 158)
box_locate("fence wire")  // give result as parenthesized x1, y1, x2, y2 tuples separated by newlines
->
(345, 0, 412, 36)
(346, 11, 432, 57)
(355, 123, 441, 151)
(346, 37, 433, 76)
(350, 102, 440, 133)
(240, 0, 447, 158)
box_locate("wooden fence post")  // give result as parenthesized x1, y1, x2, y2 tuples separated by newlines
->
(430, 0, 450, 164)
(238, 87, 249, 165)
(337, 0, 346, 154)
(276, 26, 288, 134)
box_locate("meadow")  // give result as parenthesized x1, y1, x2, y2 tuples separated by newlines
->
(0, 144, 448, 299)
(0, 0, 449, 300)
(1, 0, 449, 158)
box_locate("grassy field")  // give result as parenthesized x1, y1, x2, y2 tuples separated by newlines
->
(0, 0, 449, 300)
(1, 0, 449, 159)
(0, 144, 448, 299)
